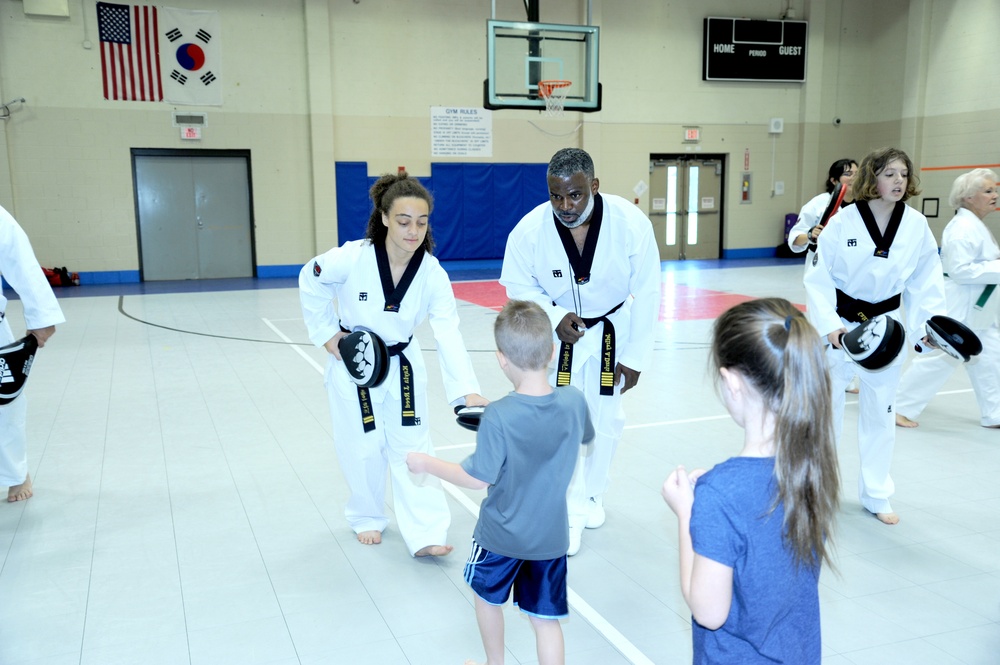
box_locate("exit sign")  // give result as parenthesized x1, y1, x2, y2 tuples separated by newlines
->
(683, 127, 701, 143)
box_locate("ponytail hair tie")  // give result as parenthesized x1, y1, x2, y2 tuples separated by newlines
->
(784, 315, 793, 331)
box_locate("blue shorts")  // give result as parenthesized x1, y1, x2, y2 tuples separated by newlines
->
(463, 538, 568, 619)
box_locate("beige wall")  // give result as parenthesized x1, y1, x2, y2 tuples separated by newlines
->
(0, 0, 314, 272)
(0, 0, 997, 273)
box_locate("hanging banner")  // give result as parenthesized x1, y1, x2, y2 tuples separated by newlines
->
(159, 6, 222, 106)
(97, 3, 163, 102)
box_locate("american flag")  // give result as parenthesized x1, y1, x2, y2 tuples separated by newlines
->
(97, 2, 163, 102)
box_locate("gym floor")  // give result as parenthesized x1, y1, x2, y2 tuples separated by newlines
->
(0, 258, 997, 664)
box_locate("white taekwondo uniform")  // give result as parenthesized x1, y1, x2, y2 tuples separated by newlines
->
(897, 206, 1000, 426)
(500, 193, 661, 531)
(804, 200, 945, 514)
(0, 205, 65, 487)
(300, 239, 480, 555)
(787, 191, 836, 266)
(790, 192, 858, 393)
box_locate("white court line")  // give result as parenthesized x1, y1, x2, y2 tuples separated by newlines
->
(626, 388, 975, 430)
(262, 318, 325, 373)
(439, 480, 655, 665)
(626, 414, 729, 429)
(435, 443, 476, 451)
(566, 589, 655, 665)
(265, 315, 655, 665)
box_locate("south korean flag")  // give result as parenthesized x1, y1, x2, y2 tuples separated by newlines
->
(159, 6, 222, 106)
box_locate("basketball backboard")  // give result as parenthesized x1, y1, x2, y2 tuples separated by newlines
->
(485, 20, 601, 112)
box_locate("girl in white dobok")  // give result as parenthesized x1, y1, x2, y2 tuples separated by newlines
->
(804, 147, 947, 525)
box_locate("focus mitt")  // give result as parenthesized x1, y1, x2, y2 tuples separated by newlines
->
(338, 329, 390, 388)
(454, 405, 485, 432)
(839, 314, 904, 371)
(0, 335, 38, 406)
(920, 315, 982, 362)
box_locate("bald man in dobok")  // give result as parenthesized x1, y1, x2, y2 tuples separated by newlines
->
(500, 148, 661, 556)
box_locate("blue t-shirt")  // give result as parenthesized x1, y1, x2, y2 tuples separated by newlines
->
(461, 387, 594, 560)
(689, 456, 821, 664)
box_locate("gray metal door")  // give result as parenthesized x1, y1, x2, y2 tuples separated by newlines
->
(648, 156, 725, 261)
(134, 152, 254, 280)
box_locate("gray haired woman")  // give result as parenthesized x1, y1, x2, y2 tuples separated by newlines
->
(896, 168, 1000, 428)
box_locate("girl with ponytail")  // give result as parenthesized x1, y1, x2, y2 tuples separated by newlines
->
(662, 297, 839, 664)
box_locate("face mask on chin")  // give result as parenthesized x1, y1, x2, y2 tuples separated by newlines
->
(553, 194, 594, 229)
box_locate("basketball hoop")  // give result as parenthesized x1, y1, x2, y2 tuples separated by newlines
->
(538, 80, 571, 117)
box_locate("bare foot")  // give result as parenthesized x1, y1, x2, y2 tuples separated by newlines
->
(464, 660, 485, 665)
(7, 473, 32, 502)
(414, 544, 453, 557)
(357, 530, 382, 545)
(874, 511, 900, 525)
(895, 414, 918, 428)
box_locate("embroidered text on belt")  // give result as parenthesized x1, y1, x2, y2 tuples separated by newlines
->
(341, 326, 417, 433)
(556, 301, 624, 396)
(835, 289, 901, 323)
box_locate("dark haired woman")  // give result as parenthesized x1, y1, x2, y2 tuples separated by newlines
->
(787, 158, 861, 393)
(300, 172, 486, 556)
(787, 158, 858, 259)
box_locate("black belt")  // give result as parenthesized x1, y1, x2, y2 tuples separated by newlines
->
(835, 289, 901, 323)
(556, 301, 624, 396)
(341, 326, 416, 433)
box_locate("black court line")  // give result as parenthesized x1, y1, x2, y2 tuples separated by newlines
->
(118, 295, 701, 353)
(117, 295, 312, 346)
(115, 295, 504, 352)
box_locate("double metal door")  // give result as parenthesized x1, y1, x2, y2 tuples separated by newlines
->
(649, 156, 724, 260)
(133, 150, 255, 281)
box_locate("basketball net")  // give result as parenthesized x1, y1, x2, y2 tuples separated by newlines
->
(538, 80, 571, 117)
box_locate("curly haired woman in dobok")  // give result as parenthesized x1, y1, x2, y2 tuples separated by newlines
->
(299, 172, 487, 557)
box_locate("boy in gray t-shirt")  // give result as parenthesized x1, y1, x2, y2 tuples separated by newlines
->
(407, 300, 593, 665)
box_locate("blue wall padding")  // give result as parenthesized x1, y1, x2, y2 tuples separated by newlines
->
(426, 163, 463, 259)
(500, 163, 548, 257)
(334, 162, 371, 244)
(335, 162, 549, 260)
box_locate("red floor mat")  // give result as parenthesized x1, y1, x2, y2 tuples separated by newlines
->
(452, 281, 509, 311)
(453, 280, 805, 321)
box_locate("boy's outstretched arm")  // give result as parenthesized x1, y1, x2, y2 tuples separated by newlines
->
(407, 452, 489, 490)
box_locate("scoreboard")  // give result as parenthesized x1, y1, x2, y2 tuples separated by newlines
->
(703, 17, 807, 82)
